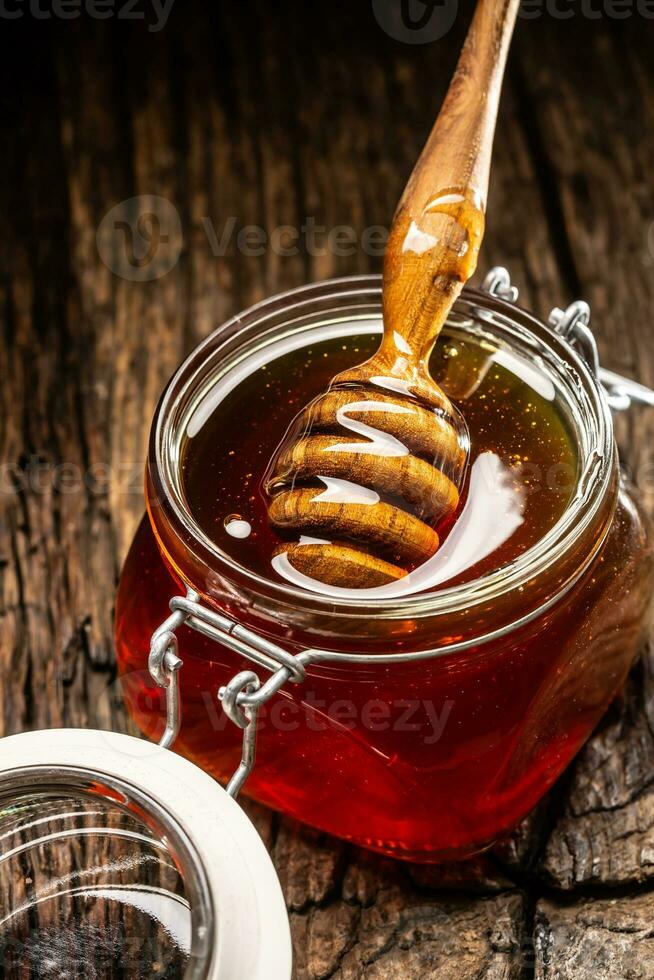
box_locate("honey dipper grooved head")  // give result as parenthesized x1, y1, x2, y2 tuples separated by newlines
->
(264, 380, 466, 589)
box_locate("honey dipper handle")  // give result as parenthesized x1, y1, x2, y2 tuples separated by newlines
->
(381, 0, 521, 372)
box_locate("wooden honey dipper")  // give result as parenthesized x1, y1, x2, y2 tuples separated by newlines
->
(265, 0, 521, 589)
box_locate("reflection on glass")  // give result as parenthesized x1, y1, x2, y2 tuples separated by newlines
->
(0, 790, 191, 979)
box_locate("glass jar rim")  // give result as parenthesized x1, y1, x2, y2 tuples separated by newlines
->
(149, 274, 616, 622)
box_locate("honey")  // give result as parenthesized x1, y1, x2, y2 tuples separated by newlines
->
(180, 326, 577, 595)
(116, 279, 654, 862)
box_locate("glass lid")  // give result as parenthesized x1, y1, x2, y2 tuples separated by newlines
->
(0, 730, 292, 980)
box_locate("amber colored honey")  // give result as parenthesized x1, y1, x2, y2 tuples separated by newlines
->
(116, 326, 654, 862)
(180, 329, 578, 593)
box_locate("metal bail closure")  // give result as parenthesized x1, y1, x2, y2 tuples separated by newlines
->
(0, 728, 293, 980)
(148, 588, 308, 801)
(482, 267, 654, 414)
(482, 265, 519, 302)
(219, 670, 261, 798)
(548, 300, 654, 412)
(149, 623, 183, 750)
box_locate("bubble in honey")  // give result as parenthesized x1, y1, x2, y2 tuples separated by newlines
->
(224, 514, 252, 539)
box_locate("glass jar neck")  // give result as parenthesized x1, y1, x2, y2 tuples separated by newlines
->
(146, 277, 616, 654)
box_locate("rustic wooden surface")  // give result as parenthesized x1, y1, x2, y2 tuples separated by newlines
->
(1, 2, 654, 977)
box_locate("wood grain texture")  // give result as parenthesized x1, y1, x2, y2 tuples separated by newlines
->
(1, 3, 654, 977)
(379, 0, 520, 362)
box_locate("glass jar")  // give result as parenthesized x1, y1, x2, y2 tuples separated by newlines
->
(115, 271, 654, 863)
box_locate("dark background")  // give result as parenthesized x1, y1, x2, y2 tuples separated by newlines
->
(1, 2, 654, 976)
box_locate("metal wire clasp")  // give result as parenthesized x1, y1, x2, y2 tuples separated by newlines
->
(149, 620, 184, 751)
(484, 267, 654, 413)
(148, 588, 307, 798)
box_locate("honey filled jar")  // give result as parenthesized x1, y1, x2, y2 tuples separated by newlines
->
(115, 270, 654, 863)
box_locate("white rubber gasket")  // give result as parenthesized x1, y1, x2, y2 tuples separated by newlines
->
(0, 729, 292, 980)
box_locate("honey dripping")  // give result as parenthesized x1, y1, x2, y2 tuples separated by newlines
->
(181, 326, 578, 598)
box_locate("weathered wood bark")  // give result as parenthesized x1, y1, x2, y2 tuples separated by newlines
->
(1, 3, 654, 977)
(535, 895, 654, 980)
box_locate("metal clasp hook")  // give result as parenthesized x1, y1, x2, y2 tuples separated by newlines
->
(149, 628, 183, 751)
(549, 301, 600, 380)
(219, 671, 262, 798)
(148, 588, 307, 799)
(482, 268, 654, 415)
(482, 266, 519, 302)
(549, 299, 654, 412)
